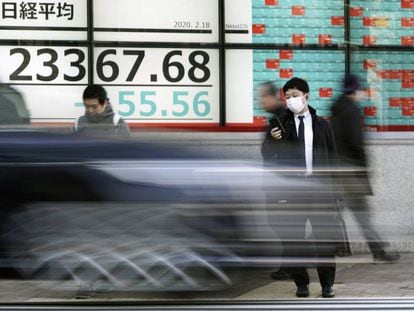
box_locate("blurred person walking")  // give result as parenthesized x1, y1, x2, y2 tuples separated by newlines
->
(74, 85, 130, 137)
(260, 81, 286, 162)
(259, 81, 291, 281)
(0, 85, 30, 125)
(330, 74, 400, 263)
(268, 77, 337, 298)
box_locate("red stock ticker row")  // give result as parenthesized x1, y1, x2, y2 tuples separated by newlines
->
(254, 0, 414, 46)
(262, 55, 414, 117)
(363, 60, 414, 117)
(264, 50, 334, 99)
(263, 0, 414, 9)
(352, 2, 414, 46)
(252, 15, 343, 46)
(364, 99, 414, 117)
(364, 60, 414, 89)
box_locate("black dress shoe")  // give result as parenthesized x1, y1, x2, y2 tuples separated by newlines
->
(321, 285, 335, 298)
(373, 251, 400, 263)
(296, 284, 309, 298)
(270, 269, 290, 280)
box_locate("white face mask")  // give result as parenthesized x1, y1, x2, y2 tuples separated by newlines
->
(287, 96, 306, 114)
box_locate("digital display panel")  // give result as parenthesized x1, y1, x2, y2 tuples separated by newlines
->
(0, 0, 412, 132)
(7, 85, 87, 122)
(0, 0, 87, 40)
(250, 0, 345, 45)
(351, 50, 414, 131)
(0, 45, 219, 125)
(94, 48, 220, 125)
(226, 49, 345, 128)
(350, 0, 414, 46)
(0, 45, 88, 121)
(94, 0, 219, 43)
(225, 0, 252, 43)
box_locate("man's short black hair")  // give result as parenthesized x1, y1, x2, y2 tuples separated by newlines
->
(260, 81, 278, 97)
(83, 85, 107, 105)
(282, 77, 309, 95)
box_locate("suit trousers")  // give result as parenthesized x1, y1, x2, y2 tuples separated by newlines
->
(275, 209, 337, 287)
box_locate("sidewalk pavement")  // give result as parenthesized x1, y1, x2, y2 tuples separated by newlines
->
(237, 253, 414, 299)
(0, 253, 413, 302)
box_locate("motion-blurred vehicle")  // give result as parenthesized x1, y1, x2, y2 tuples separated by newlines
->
(0, 130, 340, 292)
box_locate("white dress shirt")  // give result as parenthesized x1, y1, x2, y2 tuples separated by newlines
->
(294, 110, 313, 174)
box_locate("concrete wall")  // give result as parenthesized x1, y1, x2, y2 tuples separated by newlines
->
(363, 140, 414, 251)
(136, 132, 414, 252)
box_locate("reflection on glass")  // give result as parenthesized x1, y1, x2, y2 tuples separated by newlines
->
(350, 0, 414, 46)
(253, 50, 345, 122)
(252, 0, 345, 45)
(351, 51, 414, 131)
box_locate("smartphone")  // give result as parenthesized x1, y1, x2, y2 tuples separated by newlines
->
(274, 115, 286, 134)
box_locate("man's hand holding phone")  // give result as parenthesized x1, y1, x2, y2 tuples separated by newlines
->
(271, 127, 283, 140)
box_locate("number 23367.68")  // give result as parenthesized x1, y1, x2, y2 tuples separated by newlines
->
(9, 48, 211, 84)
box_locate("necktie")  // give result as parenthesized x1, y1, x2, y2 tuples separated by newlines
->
(298, 116, 305, 163)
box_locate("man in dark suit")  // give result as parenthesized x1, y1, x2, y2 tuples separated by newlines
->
(268, 77, 337, 298)
(331, 74, 400, 263)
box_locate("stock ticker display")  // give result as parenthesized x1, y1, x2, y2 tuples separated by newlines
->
(351, 51, 414, 131)
(250, 0, 414, 131)
(350, 0, 414, 46)
(253, 50, 345, 121)
(0, 0, 413, 130)
(251, 0, 413, 46)
(252, 48, 414, 130)
(252, 0, 345, 45)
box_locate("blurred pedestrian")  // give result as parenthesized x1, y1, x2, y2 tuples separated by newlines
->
(330, 74, 400, 263)
(269, 77, 337, 298)
(0, 84, 30, 125)
(74, 85, 130, 138)
(258, 81, 291, 281)
(260, 81, 287, 162)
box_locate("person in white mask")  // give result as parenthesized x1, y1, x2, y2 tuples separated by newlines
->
(268, 77, 338, 298)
